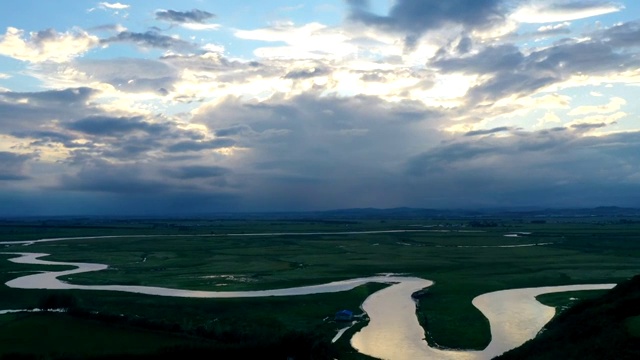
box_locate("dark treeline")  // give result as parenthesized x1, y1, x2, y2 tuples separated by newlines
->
(3, 294, 336, 360)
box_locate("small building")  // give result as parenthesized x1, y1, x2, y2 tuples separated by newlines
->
(335, 309, 353, 321)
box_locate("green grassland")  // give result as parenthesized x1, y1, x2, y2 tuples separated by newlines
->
(625, 316, 640, 337)
(1, 217, 639, 358)
(0, 312, 202, 358)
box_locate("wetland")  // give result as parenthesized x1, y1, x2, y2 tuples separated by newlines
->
(0, 213, 638, 359)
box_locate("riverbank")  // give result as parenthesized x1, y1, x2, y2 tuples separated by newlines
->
(2, 252, 615, 359)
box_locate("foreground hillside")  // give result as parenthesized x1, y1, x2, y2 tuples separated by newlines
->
(496, 275, 640, 360)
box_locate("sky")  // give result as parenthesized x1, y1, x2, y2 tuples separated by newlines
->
(1, 0, 639, 216)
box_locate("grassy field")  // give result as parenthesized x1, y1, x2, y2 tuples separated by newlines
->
(1, 217, 639, 357)
(625, 316, 640, 337)
(0, 312, 203, 358)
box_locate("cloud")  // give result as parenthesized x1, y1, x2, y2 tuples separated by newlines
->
(88, 24, 128, 33)
(570, 122, 609, 130)
(0, 87, 100, 132)
(65, 116, 169, 136)
(99, 2, 129, 10)
(284, 66, 330, 79)
(235, 22, 355, 60)
(155, 9, 215, 24)
(1, 87, 96, 104)
(71, 58, 179, 94)
(11, 130, 78, 147)
(432, 23, 640, 109)
(101, 30, 194, 50)
(214, 124, 255, 137)
(404, 129, 640, 207)
(0, 152, 31, 180)
(465, 126, 514, 136)
(568, 97, 626, 116)
(57, 163, 171, 194)
(181, 23, 221, 31)
(536, 21, 572, 36)
(166, 139, 236, 153)
(166, 165, 229, 179)
(347, 0, 505, 47)
(2, 5, 640, 213)
(0, 27, 99, 63)
(511, 1, 623, 23)
(599, 20, 640, 48)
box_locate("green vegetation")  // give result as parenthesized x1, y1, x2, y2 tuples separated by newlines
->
(496, 275, 640, 360)
(0, 257, 384, 359)
(0, 312, 201, 358)
(1, 215, 639, 358)
(536, 290, 608, 315)
(625, 316, 640, 338)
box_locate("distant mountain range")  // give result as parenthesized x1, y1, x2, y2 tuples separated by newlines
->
(3, 206, 640, 221)
(291, 206, 640, 219)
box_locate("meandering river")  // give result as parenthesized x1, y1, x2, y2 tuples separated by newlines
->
(0, 236, 615, 360)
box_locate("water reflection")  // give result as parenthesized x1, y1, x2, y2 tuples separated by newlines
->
(1, 252, 615, 360)
(2, 253, 409, 298)
(351, 281, 614, 360)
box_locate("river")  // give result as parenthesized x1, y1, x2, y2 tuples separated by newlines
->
(0, 246, 615, 360)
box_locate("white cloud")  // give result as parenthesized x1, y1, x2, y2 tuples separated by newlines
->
(99, 2, 129, 10)
(535, 111, 562, 128)
(0, 73, 10, 79)
(568, 97, 626, 116)
(236, 22, 356, 60)
(537, 22, 571, 32)
(0, 27, 99, 63)
(181, 23, 221, 31)
(201, 43, 224, 53)
(512, 3, 622, 23)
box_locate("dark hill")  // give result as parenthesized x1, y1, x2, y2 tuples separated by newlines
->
(495, 275, 640, 360)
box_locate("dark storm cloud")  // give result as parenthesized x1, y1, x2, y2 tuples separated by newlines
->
(433, 22, 640, 106)
(465, 126, 514, 136)
(571, 122, 609, 130)
(407, 128, 590, 175)
(155, 9, 215, 24)
(101, 31, 194, 50)
(166, 138, 236, 152)
(347, 0, 504, 46)
(166, 165, 229, 179)
(11, 130, 78, 147)
(456, 36, 473, 54)
(0, 87, 100, 132)
(1, 87, 96, 104)
(57, 164, 172, 194)
(403, 130, 640, 208)
(434, 44, 524, 74)
(66, 116, 169, 136)
(0, 152, 31, 180)
(186, 93, 447, 210)
(599, 20, 640, 47)
(45, 159, 241, 216)
(214, 124, 254, 137)
(98, 140, 162, 160)
(284, 66, 329, 79)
